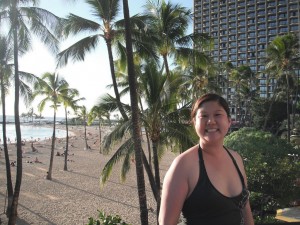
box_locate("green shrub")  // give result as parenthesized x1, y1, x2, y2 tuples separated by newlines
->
(224, 127, 300, 223)
(87, 211, 131, 225)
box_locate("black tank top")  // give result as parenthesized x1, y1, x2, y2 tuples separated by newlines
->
(181, 145, 249, 225)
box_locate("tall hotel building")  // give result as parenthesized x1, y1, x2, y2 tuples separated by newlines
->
(194, 0, 300, 99)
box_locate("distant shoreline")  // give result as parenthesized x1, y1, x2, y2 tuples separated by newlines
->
(0, 123, 72, 144)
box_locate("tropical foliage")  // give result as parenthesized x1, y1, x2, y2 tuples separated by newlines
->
(87, 210, 130, 225)
(225, 127, 300, 223)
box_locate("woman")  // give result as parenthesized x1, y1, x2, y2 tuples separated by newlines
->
(159, 93, 254, 225)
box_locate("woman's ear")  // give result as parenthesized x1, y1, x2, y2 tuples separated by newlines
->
(228, 117, 232, 126)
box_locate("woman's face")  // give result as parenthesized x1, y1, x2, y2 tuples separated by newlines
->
(194, 100, 231, 144)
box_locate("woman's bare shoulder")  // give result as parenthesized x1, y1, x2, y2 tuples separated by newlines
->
(170, 145, 199, 170)
(227, 148, 243, 162)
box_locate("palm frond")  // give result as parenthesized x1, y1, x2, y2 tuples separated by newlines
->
(62, 13, 100, 36)
(121, 153, 132, 182)
(100, 138, 134, 185)
(102, 120, 132, 152)
(56, 35, 100, 67)
(87, 0, 120, 23)
(19, 80, 33, 107)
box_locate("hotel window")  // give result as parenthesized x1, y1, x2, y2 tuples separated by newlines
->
(248, 19, 255, 24)
(221, 30, 227, 35)
(239, 34, 246, 38)
(249, 25, 255, 30)
(229, 16, 236, 21)
(230, 48, 237, 53)
(290, 18, 298, 24)
(259, 37, 266, 42)
(239, 53, 246, 58)
(279, 27, 288, 33)
(291, 26, 298, 31)
(249, 45, 256, 51)
(230, 35, 236, 40)
(257, 10, 266, 16)
(239, 46, 246, 51)
(259, 65, 265, 70)
(248, 32, 256, 37)
(268, 22, 276, 27)
(279, 7, 287, 12)
(259, 44, 266, 50)
(268, 9, 276, 14)
(239, 15, 246, 20)
(248, 12, 255, 18)
(268, 2, 276, 6)
(279, 13, 287, 18)
(248, 6, 255, 11)
(268, 15, 276, 20)
(279, 20, 287, 25)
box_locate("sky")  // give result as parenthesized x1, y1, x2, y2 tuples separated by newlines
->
(5, 0, 193, 118)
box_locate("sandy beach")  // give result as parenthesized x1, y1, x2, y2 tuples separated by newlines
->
(0, 125, 176, 225)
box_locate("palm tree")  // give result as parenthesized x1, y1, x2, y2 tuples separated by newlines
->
(57, 0, 130, 121)
(266, 33, 300, 142)
(99, 61, 195, 221)
(33, 72, 70, 180)
(0, 35, 14, 217)
(229, 65, 255, 123)
(122, 0, 148, 223)
(0, 34, 44, 218)
(61, 89, 85, 171)
(143, 0, 191, 78)
(88, 104, 110, 153)
(1, 0, 61, 222)
(75, 106, 89, 150)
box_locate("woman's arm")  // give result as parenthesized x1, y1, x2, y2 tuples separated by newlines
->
(159, 155, 189, 225)
(242, 201, 254, 225)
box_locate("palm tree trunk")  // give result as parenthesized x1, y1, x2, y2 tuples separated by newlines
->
(141, 149, 158, 201)
(163, 54, 170, 78)
(105, 40, 129, 121)
(152, 141, 161, 219)
(1, 72, 13, 216)
(47, 110, 56, 180)
(84, 119, 88, 150)
(263, 82, 278, 130)
(64, 108, 69, 171)
(286, 72, 291, 142)
(138, 97, 152, 172)
(9, 8, 23, 224)
(122, 0, 148, 224)
(98, 117, 102, 153)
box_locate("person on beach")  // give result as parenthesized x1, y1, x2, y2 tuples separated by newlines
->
(159, 93, 254, 225)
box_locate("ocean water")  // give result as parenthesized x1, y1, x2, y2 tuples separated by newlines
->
(0, 124, 67, 143)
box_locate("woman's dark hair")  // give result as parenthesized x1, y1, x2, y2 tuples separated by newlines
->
(191, 93, 230, 122)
